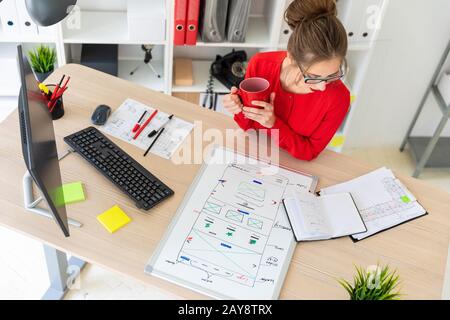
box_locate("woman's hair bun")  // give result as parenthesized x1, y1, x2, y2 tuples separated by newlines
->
(285, 0, 337, 29)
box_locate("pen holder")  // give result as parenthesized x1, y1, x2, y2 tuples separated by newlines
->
(46, 84, 65, 120)
(50, 96, 65, 120)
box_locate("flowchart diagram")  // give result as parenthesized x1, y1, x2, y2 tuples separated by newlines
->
(146, 147, 317, 299)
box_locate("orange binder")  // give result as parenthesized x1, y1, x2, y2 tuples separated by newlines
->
(174, 0, 188, 45)
(185, 0, 200, 45)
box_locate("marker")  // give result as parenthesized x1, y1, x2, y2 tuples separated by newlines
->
(132, 110, 147, 133)
(133, 109, 158, 140)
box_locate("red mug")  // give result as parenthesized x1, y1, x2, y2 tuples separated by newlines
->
(238, 77, 270, 109)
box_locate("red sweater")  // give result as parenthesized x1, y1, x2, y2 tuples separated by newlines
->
(234, 51, 350, 161)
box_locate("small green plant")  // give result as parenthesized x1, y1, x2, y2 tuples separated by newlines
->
(338, 264, 402, 300)
(28, 45, 57, 74)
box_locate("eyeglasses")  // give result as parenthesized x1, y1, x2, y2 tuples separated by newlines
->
(298, 63, 345, 85)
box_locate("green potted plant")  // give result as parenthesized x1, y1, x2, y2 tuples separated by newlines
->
(338, 264, 402, 300)
(28, 45, 57, 82)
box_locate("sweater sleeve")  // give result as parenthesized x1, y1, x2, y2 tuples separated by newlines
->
(272, 92, 350, 161)
(233, 56, 258, 131)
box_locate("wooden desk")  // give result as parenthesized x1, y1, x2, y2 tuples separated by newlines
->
(1, 64, 450, 299)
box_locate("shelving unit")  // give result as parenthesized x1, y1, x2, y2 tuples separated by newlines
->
(400, 39, 450, 177)
(0, 0, 389, 154)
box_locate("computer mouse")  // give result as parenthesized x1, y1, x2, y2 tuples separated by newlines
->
(91, 104, 111, 125)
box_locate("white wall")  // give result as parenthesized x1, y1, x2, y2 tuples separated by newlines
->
(346, 0, 450, 148)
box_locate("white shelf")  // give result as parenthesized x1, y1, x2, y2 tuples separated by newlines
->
(195, 17, 271, 48)
(0, 87, 20, 97)
(0, 45, 21, 97)
(0, 96, 18, 123)
(62, 11, 167, 45)
(118, 59, 165, 92)
(0, 32, 56, 44)
(172, 60, 229, 93)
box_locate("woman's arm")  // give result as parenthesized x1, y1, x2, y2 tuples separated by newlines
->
(272, 96, 350, 161)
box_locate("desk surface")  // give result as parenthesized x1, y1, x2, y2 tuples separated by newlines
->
(1, 64, 450, 299)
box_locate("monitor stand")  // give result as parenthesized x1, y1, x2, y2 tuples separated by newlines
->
(22, 149, 82, 228)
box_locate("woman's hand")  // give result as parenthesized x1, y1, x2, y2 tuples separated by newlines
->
(222, 86, 243, 115)
(242, 92, 276, 128)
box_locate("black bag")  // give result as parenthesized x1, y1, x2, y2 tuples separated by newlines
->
(210, 50, 247, 89)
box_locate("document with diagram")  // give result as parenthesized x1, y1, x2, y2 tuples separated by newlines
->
(320, 167, 427, 241)
(145, 146, 318, 299)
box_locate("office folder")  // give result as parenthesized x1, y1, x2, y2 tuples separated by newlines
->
(226, 0, 251, 42)
(174, 0, 188, 45)
(0, 0, 20, 35)
(185, 0, 200, 45)
(16, 0, 39, 36)
(199, 0, 229, 42)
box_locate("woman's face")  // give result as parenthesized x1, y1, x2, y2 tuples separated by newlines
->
(288, 54, 343, 93)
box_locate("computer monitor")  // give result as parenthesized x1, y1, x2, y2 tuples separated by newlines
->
(17, 44, 70, 237)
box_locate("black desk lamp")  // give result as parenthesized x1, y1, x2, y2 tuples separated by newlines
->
(25, 0, 78, 26)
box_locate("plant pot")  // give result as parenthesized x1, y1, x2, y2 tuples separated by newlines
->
(35, 68, 54, 83)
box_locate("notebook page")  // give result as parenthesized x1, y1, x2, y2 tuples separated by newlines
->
(321, 167, 426, 240)
(284, 191, 332, 240)
(320, 193, 366, 238)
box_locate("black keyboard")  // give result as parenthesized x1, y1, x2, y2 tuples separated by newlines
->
(64, 127, 174, 210)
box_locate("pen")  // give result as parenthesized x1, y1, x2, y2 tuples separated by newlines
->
(144, 114, 174, 156)
(143, 127, 164, 157)
(49, 86, 69, 113)
(57, 76, 70, 96)
(49, 75, 65, 103)
(148, 114, 174, 138)
(133, 109, 158, 140)
(48, 75, 68, 109)
(132, 110, 147, 133)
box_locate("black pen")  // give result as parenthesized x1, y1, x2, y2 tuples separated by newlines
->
(144, 127, 165, 157)
(144, 114, 174, 156)
(148, 114, 174, 138)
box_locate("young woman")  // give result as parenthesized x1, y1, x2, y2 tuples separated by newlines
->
(223, 0, 350, 161)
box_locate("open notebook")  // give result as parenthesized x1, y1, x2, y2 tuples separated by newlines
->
(320, 167, 427, 241)
(282, 191, 367, 241)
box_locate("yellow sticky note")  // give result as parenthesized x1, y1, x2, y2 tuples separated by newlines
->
(97, 205, 131, 233)
(330, 135, 345, 148)
(350, 95, 356, 103)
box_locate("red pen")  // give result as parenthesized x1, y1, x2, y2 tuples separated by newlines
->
(49, 87, 69, 113)
(47, 75, 66, 109)
(133, 109, 158, 140)
(57, 76, 70, 95)
(132, 110, 148, 133)
(49, 75, 65, 103)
